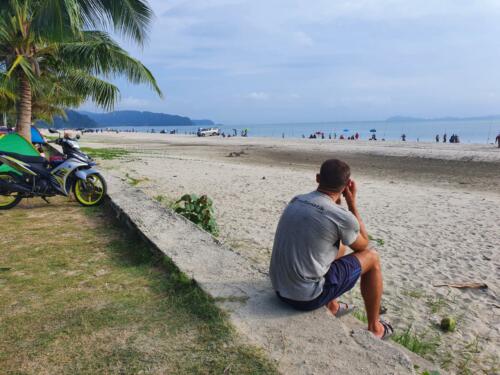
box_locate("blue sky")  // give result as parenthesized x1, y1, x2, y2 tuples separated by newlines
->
(81, 0, 500, 124)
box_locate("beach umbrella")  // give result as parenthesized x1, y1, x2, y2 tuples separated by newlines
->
(343, 129, 349, 132)
(370, 129, 377, 132)
(31, 126, 46, 144)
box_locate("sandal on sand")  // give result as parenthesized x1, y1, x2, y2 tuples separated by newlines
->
(333, 302, 357, 318)
(379, 319, 394, 340)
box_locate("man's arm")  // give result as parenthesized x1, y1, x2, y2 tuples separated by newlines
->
(343, 179, 370, 252)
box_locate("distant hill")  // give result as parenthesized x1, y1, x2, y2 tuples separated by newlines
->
(83, 110, 193, 127)
(35, 110, 98, 129)
(386, 115, 500, 122)
(192, 119, 215, 126)
(38, 110, 216, 129)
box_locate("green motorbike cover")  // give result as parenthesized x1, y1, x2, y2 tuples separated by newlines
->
(0, 133, 41, 174)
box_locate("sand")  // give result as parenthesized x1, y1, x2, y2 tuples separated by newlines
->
(81, 133, 499, 373)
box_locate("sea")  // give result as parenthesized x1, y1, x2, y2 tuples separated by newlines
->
(101, 119, 500, 144)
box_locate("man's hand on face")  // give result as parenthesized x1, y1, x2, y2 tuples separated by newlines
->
(342, 179, 357, 210)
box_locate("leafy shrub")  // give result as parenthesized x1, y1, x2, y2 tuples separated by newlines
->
(174, 194, 219, 236)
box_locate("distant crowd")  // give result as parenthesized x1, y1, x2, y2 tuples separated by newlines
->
(81, 127, 500, 146)
(435, 133, 460, 143)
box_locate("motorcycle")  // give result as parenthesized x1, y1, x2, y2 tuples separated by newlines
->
(0, 131, 107, 209)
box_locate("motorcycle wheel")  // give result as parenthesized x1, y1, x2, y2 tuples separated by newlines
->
(73, 173, 107, 207)
(0, 174, 23, 210)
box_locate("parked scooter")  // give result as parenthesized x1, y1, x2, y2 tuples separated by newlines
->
(0, 130, 107, 209)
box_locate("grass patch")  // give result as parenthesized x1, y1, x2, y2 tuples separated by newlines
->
(0, 198, 277, 374)
(392, 326, 440, 358)
(402, 289, 425, 299)
(45, 135, 59, 142)
(125, 173, 149, 186)
(352, 309, 368, 324)
(425, 295, 449, 314)
(368, 234, 385, 246)
(153, 194, 175, 208)
(81, 147, 130, 160)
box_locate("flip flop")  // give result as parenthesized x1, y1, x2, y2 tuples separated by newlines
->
(379, 319, 394, 340)
(333, 302, 357, 318)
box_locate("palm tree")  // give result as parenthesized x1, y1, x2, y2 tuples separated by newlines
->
(0, 0, 162, 141)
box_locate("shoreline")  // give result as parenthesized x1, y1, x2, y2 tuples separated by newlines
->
(76, 131, 500, 162)
(89, 128, 500, 147)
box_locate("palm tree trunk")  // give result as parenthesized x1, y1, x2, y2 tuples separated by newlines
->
(16, 73, 32, 142)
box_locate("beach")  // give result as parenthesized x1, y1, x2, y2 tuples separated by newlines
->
(81, 133, 500, 373)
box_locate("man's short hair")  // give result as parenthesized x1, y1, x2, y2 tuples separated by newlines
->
(319, 159, 350, 192)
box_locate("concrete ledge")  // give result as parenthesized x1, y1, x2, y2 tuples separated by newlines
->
(105, 174, 415, 375)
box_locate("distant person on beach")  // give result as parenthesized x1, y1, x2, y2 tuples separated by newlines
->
(401, 134, 406, 141)
(496, 133, 500, 148)
(269, 159, 393, 339)
(443, 133, 447, 143)
(435, 134, 439, 142)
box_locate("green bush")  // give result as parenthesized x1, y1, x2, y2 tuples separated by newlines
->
(174, 194, 219, 236)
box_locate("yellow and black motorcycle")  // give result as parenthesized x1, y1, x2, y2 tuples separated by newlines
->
(0, 137, 106, 209)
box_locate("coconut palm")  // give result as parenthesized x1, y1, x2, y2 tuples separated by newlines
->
(0, 0, 162, 141)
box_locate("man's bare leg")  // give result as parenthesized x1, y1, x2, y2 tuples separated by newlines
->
(326, 243, 347, 315)
(352, 248, 385, 337)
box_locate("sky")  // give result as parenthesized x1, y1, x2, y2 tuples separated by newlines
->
(81, 0, 500, 124)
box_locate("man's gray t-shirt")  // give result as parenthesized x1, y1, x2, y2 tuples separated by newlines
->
(269, 191, 360, 301)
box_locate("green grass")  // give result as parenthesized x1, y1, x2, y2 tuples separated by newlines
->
(45, 135, 59, 141)
(368, 234, 385, 246)
(402, 289, 425, 299)
(81, 147, 130, 160)
(153, 194, 175, 208)
(425, 295, 449, 314)
(0, 198, 277, 374)
(125, 173, 149, 186)
(392, 326, 440, 358)
(352, 309, 368, 324)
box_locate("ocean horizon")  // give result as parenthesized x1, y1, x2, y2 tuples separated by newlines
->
(101, 118, 500, 144)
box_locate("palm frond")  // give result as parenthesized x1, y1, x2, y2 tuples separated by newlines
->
(31, 0, 83, 41)
(7, 55, 36, 82)
(59, 30, 162, 96)
(63, 68, 120, 110)
(77, 0, 152, 45)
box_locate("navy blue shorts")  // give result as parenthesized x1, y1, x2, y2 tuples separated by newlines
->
(277, 254, 362, 311)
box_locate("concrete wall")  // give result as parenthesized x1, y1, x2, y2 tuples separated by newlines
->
(105, 174, 416, 375)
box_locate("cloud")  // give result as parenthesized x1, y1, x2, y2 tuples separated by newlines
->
(97, 1, 500, 123)
(293, 31, 313, 47)
(245, 92, 270, 100)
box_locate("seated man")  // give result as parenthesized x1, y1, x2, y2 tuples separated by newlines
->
(269, 159, 392, 339)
